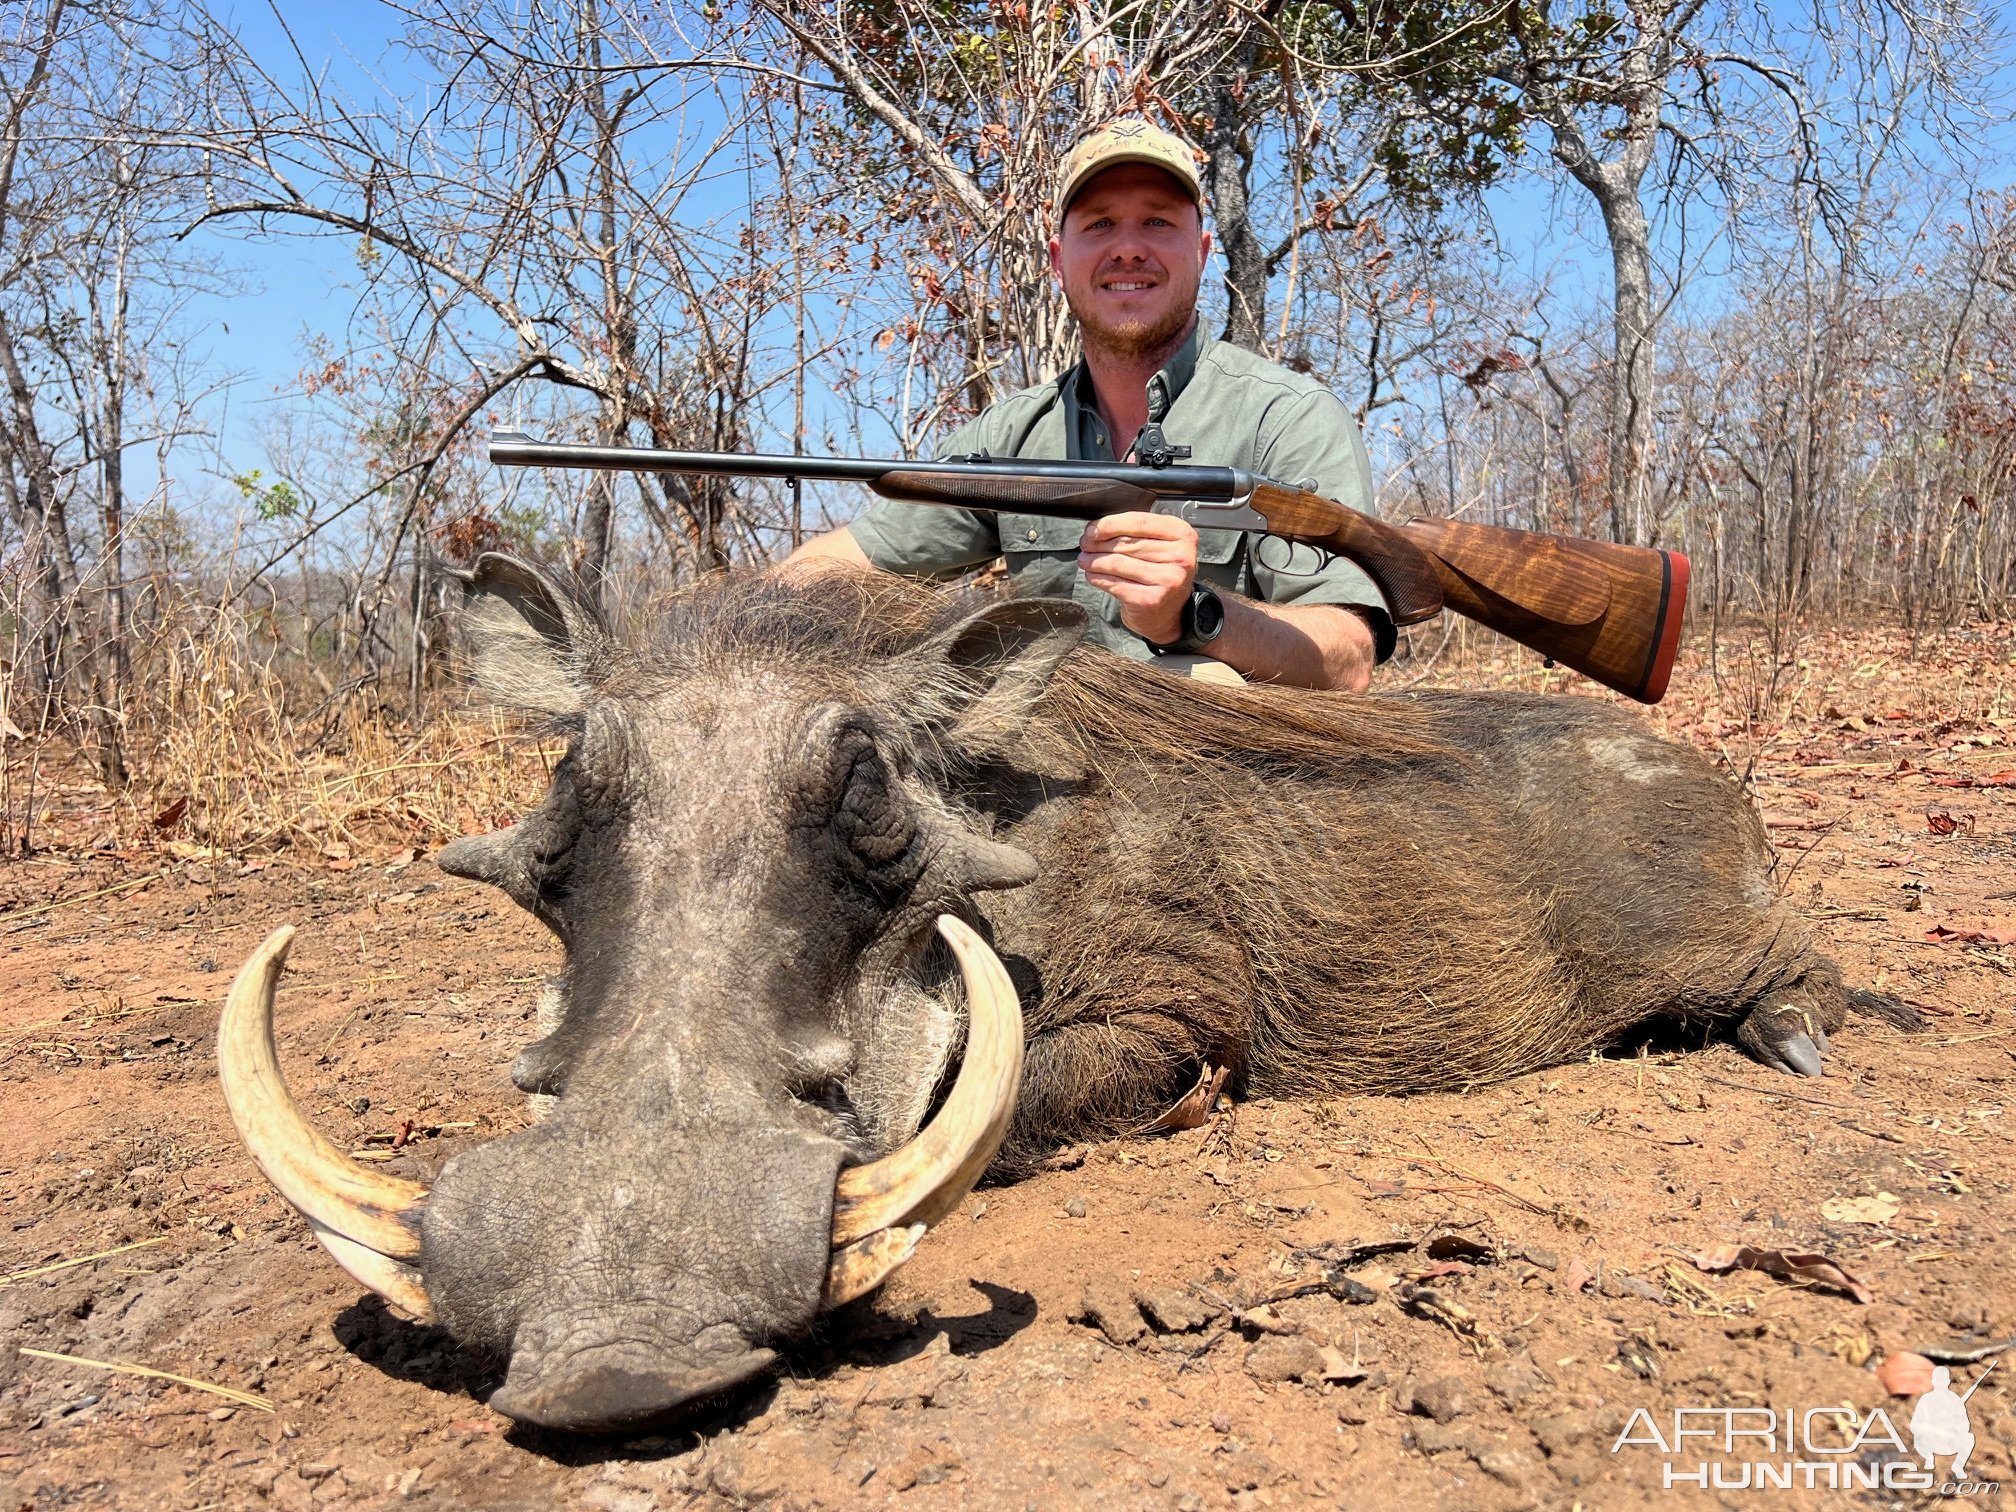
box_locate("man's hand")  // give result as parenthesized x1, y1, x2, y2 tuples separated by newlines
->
(1077, 510, 1198, 644)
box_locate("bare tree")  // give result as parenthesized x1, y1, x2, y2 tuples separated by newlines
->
(185, 0, 813, 608)
(1351, 0, 1999, 551)
(1, 0, 225, 789)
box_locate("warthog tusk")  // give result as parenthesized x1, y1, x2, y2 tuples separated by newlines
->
(219, 926, 431, 1317)
(829, 915, 1023, 1250)
(822, 1224, 926, 1309)
(311, 1220, 435, 1323)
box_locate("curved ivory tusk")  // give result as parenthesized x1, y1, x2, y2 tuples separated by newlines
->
(830, 914, 1023, 1248)
(822, 1224, 926, 1309)
(218, 926, 427, 1262)
(312, 1221, 435, 1322)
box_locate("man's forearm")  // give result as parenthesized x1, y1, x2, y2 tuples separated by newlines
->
(1209, 597, 1377, 692)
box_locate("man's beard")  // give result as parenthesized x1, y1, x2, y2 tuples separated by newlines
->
(1071, 292, 1194, 364)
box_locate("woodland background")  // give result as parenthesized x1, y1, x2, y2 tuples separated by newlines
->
(2, 0, 2012, 856)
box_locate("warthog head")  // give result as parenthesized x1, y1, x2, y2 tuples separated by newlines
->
(219, 556, 1078, 1430)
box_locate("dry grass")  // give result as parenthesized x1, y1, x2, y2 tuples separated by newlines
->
(111, 675, 556, 858)
(3, 598, 557, 861)
(1398, 612, 2015, 735)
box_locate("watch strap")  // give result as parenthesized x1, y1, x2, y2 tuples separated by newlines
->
(1144, 584, 1225, 656)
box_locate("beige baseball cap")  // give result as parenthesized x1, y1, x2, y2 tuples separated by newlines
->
(1055, 118, 1204, 218)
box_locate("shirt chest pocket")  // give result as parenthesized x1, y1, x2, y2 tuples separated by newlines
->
(998, 514, 1084, 554)
(997, 513, 1245, 565)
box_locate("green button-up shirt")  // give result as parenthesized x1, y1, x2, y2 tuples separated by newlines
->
(848, 325, 1395, 662)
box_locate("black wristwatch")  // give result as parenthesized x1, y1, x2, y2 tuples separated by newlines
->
(1144, 583, 1227, 656)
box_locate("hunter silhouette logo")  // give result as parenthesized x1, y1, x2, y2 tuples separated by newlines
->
(1912, 1362, 1994, 1480)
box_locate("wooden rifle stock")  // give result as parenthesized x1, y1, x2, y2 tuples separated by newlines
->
(1246, 482, 1446, 627)
(1241, 483, 1689, 704)
(1402, 517, 1690, 705)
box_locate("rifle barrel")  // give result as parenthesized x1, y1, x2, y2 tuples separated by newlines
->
(487, 430, 1249, 500)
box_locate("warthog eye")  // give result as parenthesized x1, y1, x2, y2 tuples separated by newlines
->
(527, 824, 577, 897)
(520, 760, 587, 911)
(827, 728, 923, 891)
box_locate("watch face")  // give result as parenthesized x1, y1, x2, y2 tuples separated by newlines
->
(1192, 586, 1225, 641)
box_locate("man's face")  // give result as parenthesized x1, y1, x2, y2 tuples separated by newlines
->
(1049, 163, 1210, 362)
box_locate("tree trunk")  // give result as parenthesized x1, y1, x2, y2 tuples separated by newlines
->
(0, 309, 85, 719)
(1202, 63, 1266, 353)
(1591, 181, 1656, 547)
(91, 193, 133, 786)
(579, 0, 622, 609)
(1514, 11, 1669, 550)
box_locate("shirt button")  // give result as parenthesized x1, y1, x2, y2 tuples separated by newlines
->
(1025, 528, 1039, 542)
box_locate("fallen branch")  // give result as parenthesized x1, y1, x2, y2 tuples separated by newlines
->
(1920, 1335, 2016, 1365)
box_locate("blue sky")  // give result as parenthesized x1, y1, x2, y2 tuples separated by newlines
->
(176, 3, 404, 482)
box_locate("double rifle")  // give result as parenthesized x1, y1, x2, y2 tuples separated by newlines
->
(489, 428, 1689, 705)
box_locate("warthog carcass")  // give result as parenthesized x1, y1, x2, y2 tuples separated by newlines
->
(220, 555, 1906, 1432)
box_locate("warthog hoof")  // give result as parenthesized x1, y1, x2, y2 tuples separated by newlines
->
(1738, 999, 1837, 1078)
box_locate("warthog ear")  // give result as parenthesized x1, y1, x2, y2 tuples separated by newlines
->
(904, 597, 1085, 757)
(450, 553, 611, 714)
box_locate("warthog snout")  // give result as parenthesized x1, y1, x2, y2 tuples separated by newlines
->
(424, 1117, 841, 1431)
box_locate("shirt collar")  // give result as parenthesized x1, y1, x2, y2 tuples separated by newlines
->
(1144, 321, 1204, 421)
(1067, 319, 1207, 429)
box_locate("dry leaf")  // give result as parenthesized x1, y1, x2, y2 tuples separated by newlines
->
(1821, 1192, 1900, 1224)
(1689, 1244, 1872, 1304)
(1414, 1260, 1473, 1281)
(1141, 1063, 1229, 1133)
(1399, 1284, 1496, 1345)
(1561, 1256, 1595, 1295)
(1316, 1344, 1367, 1383)
(1233, 1304, 1297, 1336)
(151, 796, 189, 830)
(1425, 1233, 1496, 1264)
(1876, 1351, 1935, 1397)
(1924, 923, 2016, 945)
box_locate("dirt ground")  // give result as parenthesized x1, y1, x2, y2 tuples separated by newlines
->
(3, 621, 2013, 1511)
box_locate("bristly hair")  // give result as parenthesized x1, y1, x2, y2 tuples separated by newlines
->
(616, 565, 1455, 775)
